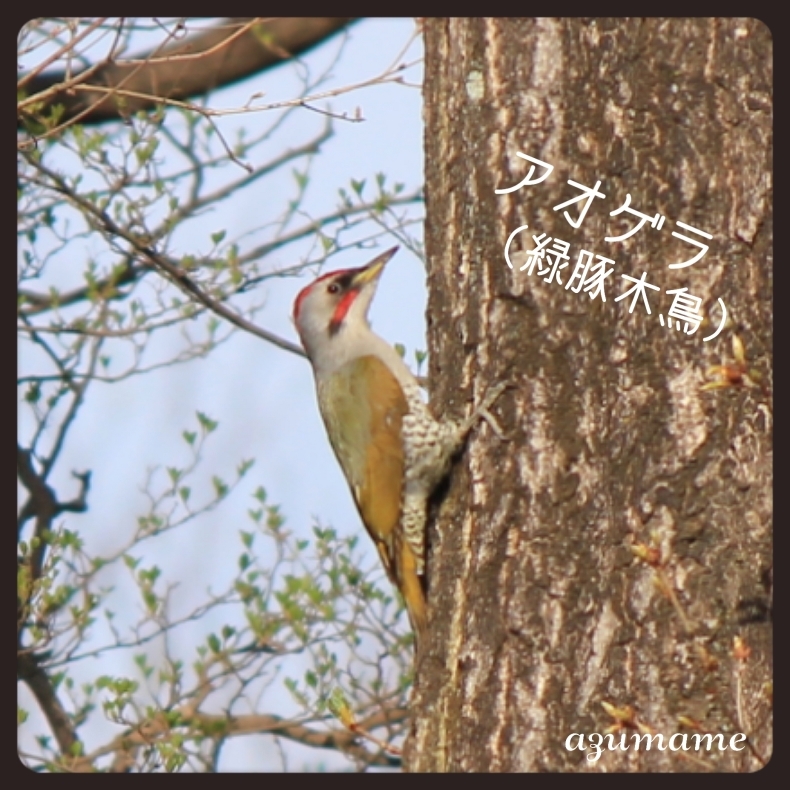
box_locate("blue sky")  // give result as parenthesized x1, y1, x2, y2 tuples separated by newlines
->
(19, 18, 425, 771)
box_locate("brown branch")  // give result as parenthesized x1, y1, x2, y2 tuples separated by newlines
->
(20, 18, 358, 128)
(17, 445, 58, 537)
(18, 445, 91, 588)
(94, 705, 408, 771)
(18, 652, 82, 760)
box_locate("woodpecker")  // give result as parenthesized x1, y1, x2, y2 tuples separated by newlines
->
(293, 247, 504, 642)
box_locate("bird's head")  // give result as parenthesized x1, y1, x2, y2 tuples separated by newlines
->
(293, 247, 398, 363)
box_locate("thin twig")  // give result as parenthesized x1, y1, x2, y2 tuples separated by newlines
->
(18, 18, 108, 90)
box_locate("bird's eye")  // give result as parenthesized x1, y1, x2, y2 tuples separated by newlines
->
(327, 283, 340, 294)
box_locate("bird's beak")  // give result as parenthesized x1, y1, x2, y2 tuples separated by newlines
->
(351, 246, 399, 288)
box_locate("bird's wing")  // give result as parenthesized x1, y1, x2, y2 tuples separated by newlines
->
(318, 354, 407, 579)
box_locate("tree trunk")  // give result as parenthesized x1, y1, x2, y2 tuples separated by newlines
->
(407, 17, 771, 772)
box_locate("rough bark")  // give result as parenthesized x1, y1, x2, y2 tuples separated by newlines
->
(408, 18, 772, 772)
(19, 17, 357, 126)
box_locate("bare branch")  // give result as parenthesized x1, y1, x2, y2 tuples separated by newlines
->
(19, 18, 358, 128)
(18, 652, 82, 760)
(89, 704, 408, 771)
(19, 259, 144, 317)
(18, 18, 108, 91)
(17, 445, 91, 619)
(23, 153, 311, 356)
(17, 18, 425, 772)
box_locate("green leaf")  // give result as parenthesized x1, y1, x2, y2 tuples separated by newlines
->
(266, 506, 284, 530)
(293, 169, 308, 189)
(237, 458, 254, 477)
(24, 381, 41, 403)
(143, 589, 158, 612)
(196, 411, 218, 433)
(327, 687, 353, 726)
(211, 230, 226, 245)
(139, 566, 161, 585)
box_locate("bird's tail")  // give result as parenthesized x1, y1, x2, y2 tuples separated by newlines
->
(396, 535, 427, 647)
